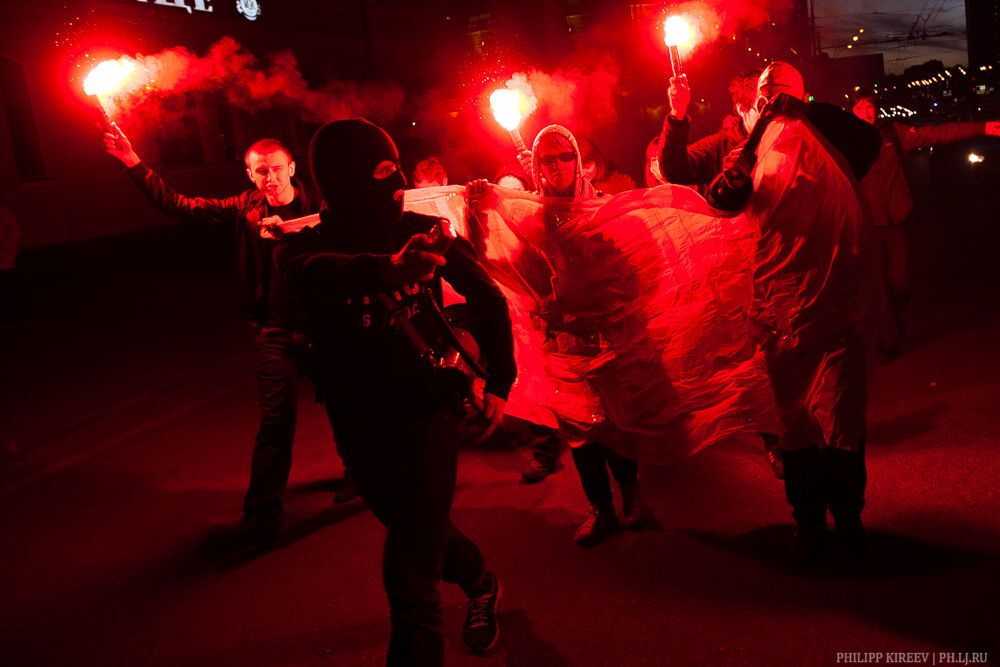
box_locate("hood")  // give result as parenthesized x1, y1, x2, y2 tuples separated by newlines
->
(531, 124, 597, 200)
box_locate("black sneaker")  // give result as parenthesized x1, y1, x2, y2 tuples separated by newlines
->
(520, 457, 557, 484)
(875, 340, 900, 364)
(620, 483, 654, 530)
(574, 506, 621, 547)
(463, 571, 501, 655)
(333, 469, 360, 504)
(834, 518, 868, 563)
(761, 433, 784, 480)
(790, 526, 827, 565)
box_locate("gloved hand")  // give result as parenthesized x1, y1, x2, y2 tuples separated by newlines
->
(706, 154, 756, 213)
(382, 233, 447, 285)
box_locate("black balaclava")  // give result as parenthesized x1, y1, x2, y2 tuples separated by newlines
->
(309, 119, 407, 242)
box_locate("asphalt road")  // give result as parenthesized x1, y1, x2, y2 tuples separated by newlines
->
(1, 162, 998, 665)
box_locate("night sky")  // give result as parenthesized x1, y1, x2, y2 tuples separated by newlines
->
(814, 0, 968, 73)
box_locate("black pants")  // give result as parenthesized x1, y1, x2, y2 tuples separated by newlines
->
(0, 269, 29, 323)
(571, 442, 638, 510)
(243, 327, 310, 523)
(329, 408, 486, 667)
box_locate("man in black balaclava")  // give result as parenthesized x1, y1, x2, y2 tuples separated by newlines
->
(275, 119, 516, 665)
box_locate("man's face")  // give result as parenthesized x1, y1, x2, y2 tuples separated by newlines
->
(246, 150, 296, 204)
(415, 177, 446, 189)
(852, 99, 877, 125)
(537, 134, 577, 196)
(497, 174, 527, 191)
(737, 94, 768, 134)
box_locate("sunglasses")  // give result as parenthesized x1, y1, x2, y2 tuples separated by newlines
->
(539, 152, 576, 167)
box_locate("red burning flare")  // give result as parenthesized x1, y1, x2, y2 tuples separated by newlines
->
(489, 89, 525, 132)
(663, 15, 694, 48)
(489, 73, 538, 152)
(83, 58, 139, 98)
(81, 56, 149, 129)
(662, 14, 697, 77)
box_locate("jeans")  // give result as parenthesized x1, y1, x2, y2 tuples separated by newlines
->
(242, 327, 310, 524)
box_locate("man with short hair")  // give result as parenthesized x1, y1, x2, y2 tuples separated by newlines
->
(103, 124, 354, 549)
(657, 69, 761, 190)
(412, 156, 449, 188)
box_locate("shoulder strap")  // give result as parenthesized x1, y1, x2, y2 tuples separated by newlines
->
(420, 286, 490, 380)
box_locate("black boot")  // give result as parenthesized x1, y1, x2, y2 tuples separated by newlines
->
(824, 445, 867, 559)
(782, 445, 828, 564)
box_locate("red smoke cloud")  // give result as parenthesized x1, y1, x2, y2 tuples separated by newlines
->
(90, 37, 403, 123)
(519, 58, 621, 135)
(662, 0, 795, 50)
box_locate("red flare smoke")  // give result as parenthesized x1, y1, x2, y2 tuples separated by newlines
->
(77, 37, 404, 123)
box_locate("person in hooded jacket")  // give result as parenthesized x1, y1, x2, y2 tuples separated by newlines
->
(274, 119, 516, 665)
(530, 124, 653, 547)
(102, 124, 355, 549)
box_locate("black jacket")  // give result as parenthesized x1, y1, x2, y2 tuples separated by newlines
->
(275, 211, 516, 420)
(126, 163, 317, 326)
(658, 114, 747, 188)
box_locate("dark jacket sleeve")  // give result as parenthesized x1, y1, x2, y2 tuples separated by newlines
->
(440, 237, 516, 400)
(125, 162, 247, 225)
(893, 122, 985, 153)
(658, 115, 734, 187)
(274, 233, 394, 302)
(803, 102, 882, 181)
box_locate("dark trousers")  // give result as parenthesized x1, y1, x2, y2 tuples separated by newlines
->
(243, 327, 309, 523)
(874, 224, 910, 347)
(571, 442, 638, 510)
(529, 423, 562, 464)
(329, 408, 486, 667)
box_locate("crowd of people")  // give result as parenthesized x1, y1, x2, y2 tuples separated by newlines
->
(101, 61, 1000, 666)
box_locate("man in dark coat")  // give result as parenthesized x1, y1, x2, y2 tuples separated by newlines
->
(103, 125, 354, 548)
(708, 62, 882, 564)
(656, 70, 759, 190)
(274, 119, 516, 665)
